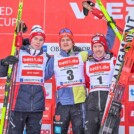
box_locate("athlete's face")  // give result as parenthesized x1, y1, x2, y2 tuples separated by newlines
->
(30, 36, 44, 50)
(60, 36, 74, 52)
(93, 43, 105, 58)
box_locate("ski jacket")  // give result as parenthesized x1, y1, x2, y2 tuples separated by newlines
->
(45, 26, 115, 105)
(0, 45, 50, 112)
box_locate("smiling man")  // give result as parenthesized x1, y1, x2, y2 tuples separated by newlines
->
(84, 34, 120, 134)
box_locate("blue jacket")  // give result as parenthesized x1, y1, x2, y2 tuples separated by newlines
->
(0, 45, 50, 112)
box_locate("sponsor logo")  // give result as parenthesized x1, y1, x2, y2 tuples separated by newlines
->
(113, 15, 134, 81)
(70, 2, 134, 20)
(22, 56, 43, 64)
(129, 85, 134, 101)
(58, 57, 79, 67)
(43, 43, 91, 55)
(55, 115, 61, 121)
(89, 63, 110, 73)
(54, 126, 61, 133)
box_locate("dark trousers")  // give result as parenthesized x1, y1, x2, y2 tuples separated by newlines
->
(53, 102, 85, 134)
(7, 111, 43, 134)
(85, 92, 120, 134)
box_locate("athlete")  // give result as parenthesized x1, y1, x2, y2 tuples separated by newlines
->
(0, 25, 50, 134)
(84, 33, 120, 134)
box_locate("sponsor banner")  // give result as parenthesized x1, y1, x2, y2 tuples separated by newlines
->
(129, 85, 134, 101)
(43, 43, 91, 55)
(44, 83, 52, 99)
(128, 106, 134, 123)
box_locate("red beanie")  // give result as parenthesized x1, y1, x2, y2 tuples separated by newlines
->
(29, 25, 45, 41)
(91, 34, 108, 51)
(59, 28, 74, 45)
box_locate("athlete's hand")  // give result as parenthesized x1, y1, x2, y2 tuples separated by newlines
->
(1, 56, 18, 66)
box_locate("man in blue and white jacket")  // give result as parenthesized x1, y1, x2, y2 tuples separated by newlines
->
(0, 25, 50, 134)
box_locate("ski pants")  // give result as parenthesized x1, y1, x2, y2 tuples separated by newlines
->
(53, 102, 85, 134)
(84, 91, 120, 134)
(7, 111, 43, 134)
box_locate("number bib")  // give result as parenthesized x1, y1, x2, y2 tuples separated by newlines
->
(86, 57, 115, 92)
(16, 50, 47, 84)
(54, 54, 85, 88)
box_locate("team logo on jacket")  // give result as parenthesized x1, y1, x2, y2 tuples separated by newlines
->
(55, 115, 61, 121)
(104, 54, 111, 59)
(58, 57, 79, 67)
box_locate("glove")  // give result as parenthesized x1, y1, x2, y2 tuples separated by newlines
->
(23, 38, 30, 46)
(1, 56, 18, 66)
(15, 22, 28, 33)
(83, 1, 95, 16)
